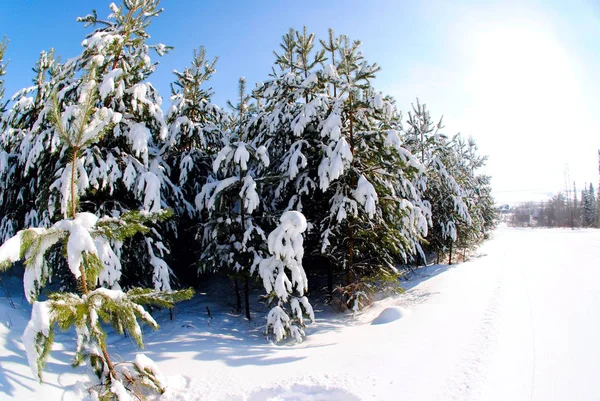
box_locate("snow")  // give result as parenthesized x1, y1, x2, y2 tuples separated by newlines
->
(146, 238, 172, 292)
(0, 150, 8, 177)
(0, 232, 23, 267)
(99, 68, 123, 101)
(384, 129, 401, 149)
(240, 175, 260, 214)
(134, 353, 166, 390)
(195, 177, 238, 212)
(128, 123, 150, 166)
(266, 306, 290, 342)
(123, 162, 137, 190)
(22, 228, 62, 303)
(255, 145, 270, 167)
(54, 213, 99, 279)
(267, 211, 307, 260)
(324, 63, 339, 79)
(353, 175, 378, 218)
(110, 379, 132, 401)
(233, 142, 250, 171)
(301, 73, 318, 87)
(318, 137, 352, 191)
(372, 93, 384, 110)
(94, 237, 122, 288)
(4, 227, 600, 400)
(212, 145, 232, 173)
(21, 301, 51, 380)
(371, 306, 407, 325)
(137, 172, 162, 213)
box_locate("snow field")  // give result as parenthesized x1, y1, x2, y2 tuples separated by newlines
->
(2, 226, 600, 400)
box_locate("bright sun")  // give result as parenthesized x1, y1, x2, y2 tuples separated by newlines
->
(461, 18, 592, 196)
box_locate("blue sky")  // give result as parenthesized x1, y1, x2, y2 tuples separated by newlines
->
(2, 0, 599, 204)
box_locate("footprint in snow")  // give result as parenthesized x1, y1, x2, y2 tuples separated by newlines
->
(244, 385, 360, 401)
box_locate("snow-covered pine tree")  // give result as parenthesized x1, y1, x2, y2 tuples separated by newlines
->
(163, 46, 226, 284)
(0, 49, 71, 246)
(252, 29, 429, 309)
(315, 36, 428, 310)
(196, 77, 269, 320)
(250, 27, 326, 214)
(259, 211, 314, 342)
(581, 183, 597, 227)
(0, 74, 193, 400)
(68, 0, 182, 290)
(248, 27, 334, 296)
(403, 99, 471, 265)
(1, 1, 182, 291)
(452, 135, 496, 257)
(164, 46, 223, 213)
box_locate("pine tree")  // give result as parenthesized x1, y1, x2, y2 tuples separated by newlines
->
(0, 49, 69, 245)
(320, 37, 429, 308)
(452, 135, 497, 256)
(196, 77, 269, 320)
(1, 1, 180, 291)
(581, 183, 597, 227)
(259, 211, 314, 342)
(70, 0, 179, 290)
(249, 27, 333, 295)
(162, 46, 225, 283)
(404, 100, 471, 264)
(252, 29, 429, 310)
(0, 73, 193, 400)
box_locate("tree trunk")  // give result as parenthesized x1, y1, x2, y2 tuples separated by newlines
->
(327, 262, 333, 296)
(347, 93, 356, 284)
(234, 277, 241, 313)
(244, 274, 250, 320)
(449, 243, 453, 265)
(71, 147, 117, 379)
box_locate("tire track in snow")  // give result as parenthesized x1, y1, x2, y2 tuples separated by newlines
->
(519, 260, 536, 401)
(436, 266, 505, 401)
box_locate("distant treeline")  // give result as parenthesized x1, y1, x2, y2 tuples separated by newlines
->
(507, 183, 598, 228)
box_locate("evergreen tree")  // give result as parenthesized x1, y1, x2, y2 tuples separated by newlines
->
(253, 29, 429, 310)
(320, 37, 429, 308)
(196, 77, 269, 320)
(453, 135, 497, 256)
(249, 27, 333, 297)
(162, 46, 225, 283)
(1, 1, 180, 291)
(259, 211, 314, 342)
(0, 49, 70, 244)
(581, 183, 597, 227)
(403, 100, 471, 264)
(164, 46, 223, 214)
(0, 73, 193, 400)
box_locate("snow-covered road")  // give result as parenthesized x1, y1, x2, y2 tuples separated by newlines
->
(1, 226, 600, 400)
(476, 227, 600, 401)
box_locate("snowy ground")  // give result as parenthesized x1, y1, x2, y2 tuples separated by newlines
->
(1, 225, 600, 400)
